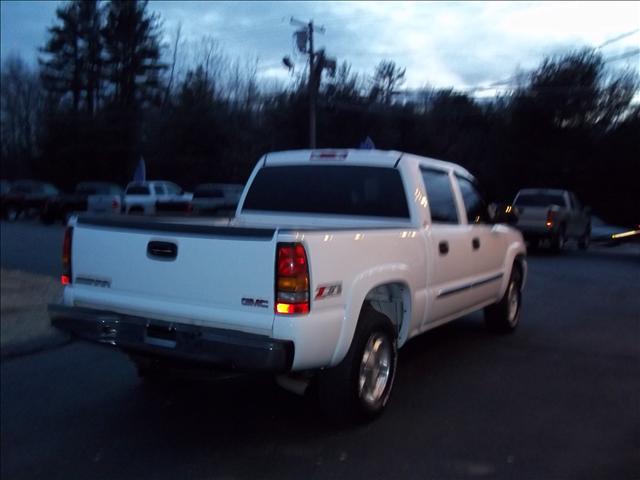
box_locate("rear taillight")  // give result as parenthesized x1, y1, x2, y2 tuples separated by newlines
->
(111, 199, 120, 210)
(546, 210, 555, 228)
(275, 243, 310, 315)
(61, 227, 73, 285)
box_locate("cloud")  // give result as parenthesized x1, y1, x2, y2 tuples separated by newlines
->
(2, 1, 639, 91)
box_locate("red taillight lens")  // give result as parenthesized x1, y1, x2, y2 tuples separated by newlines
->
(276, 302, 310, 314)
(277, 244, 308, 277)
(276, 242, 310, 315)
(546, 210, 555, 228)
(62, 226, 73, 284)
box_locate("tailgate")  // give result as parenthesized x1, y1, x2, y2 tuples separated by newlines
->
(87, 194, 117, 213)
(515, 206, 549, 229)
(70, 216, 277, 335)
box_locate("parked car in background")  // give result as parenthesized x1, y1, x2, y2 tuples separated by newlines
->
(0, 180, 10, 195)
(1, 180, 59, 221)
(512, 188, 591, 251)
(590, 217, 640, 246)
(190, 183, 244, 216)
(0, 180, 11, 220)
(122, 181, 192, 215)
(41, 182, 123, 224)
(86, 184, 125, 216)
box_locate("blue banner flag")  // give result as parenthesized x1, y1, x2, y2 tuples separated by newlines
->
(133, 157, 146, 183)
(359, 136, 375, 149)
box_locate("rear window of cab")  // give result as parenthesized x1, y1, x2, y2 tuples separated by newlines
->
(243, 165, 409, 218)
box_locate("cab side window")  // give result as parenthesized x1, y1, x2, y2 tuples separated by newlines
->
(456, 176, 490, 224)
(166, 183, 182, 195)
(421, 168, 459, 224)
(154, 185, 165, 195)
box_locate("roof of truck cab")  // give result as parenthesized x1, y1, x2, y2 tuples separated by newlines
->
(263, 149, 473, 178)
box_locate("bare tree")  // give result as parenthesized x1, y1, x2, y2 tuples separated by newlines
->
(226, 56, 261, 109)
(163, 22, 182, 107)
(194, 36, 226, 99)
(369, 60, 406, 105)
(0, 55, 42, 173)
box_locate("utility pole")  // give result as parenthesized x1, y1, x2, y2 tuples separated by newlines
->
(288, 17, 330, 149)
(308, 20, 316, 149)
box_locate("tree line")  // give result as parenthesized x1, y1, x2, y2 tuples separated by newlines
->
(1, 0, 638, 225)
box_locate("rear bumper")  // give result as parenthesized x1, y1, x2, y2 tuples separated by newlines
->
(516, 225, 558, 239)
(48, 304, 294, 373)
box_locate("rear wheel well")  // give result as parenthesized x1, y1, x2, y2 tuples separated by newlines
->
(363, 282, 409, 340)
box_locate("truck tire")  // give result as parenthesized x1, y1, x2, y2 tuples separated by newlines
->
(129, 355, 174, 388)
(550, 226, 566, 252)
(316, 304, 398, 423)
(40, 208, 55, 224)
(578, 227, 590, 250)
(484, 265, 522, 334)
(5, 206, 20, 222)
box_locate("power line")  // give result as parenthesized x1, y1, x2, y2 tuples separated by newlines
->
(603, 48, 640, 64)
(462, 31, 640, 94)
(597, 29, 640, 50)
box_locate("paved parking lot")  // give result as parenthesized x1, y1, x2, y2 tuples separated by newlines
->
(1, 220, 639, 479)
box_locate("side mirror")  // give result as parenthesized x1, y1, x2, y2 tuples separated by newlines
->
(490, 203, 519, 225)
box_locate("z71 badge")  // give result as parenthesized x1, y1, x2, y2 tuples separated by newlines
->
(315, 283, 342, 300)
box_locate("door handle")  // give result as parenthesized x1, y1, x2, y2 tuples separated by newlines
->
(147, 241, 178, 260)
(439, 241, 449, 255)
(472, 237, 481, 250)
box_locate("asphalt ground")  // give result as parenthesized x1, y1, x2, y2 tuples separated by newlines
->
(1, 220, 639, 479)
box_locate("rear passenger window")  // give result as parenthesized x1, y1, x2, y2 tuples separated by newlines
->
(421, 169, 459, 224)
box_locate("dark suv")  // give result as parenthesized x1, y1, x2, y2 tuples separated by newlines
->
(1, 180, 59, 221)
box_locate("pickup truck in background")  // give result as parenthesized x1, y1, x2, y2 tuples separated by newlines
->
(512, 188, 591, 251)
(123, 181, 192, 215)
(41, 182, 123, 224)
(190, 183, 244, 216)
(50, 149, 527, 422)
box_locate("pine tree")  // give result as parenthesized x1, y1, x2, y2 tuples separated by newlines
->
(102, 0, 164, 110)
(40, 1, 83, 112)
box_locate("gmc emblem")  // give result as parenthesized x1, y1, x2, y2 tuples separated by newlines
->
(241, 297, 269, 308)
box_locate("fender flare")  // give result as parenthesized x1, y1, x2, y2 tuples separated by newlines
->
(329, 263, 412, 367)
(498, 242, 528, 297)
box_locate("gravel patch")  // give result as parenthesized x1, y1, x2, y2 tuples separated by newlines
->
(1, 269, 70, 358)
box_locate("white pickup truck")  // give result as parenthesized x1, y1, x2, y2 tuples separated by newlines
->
(123, 180, 193, 215)
(50, 149, 527, 422)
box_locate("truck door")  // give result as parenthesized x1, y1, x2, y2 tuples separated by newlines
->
(420, 168, 477, 324)
(454, 175, 507, 307)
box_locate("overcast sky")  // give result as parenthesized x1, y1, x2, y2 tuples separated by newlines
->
(1, 1, 639, 94)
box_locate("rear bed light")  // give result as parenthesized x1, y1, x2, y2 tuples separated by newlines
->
(275, 243, 310, 315)
(61, 226, 73, 285)
(310, 150, 348, 161)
